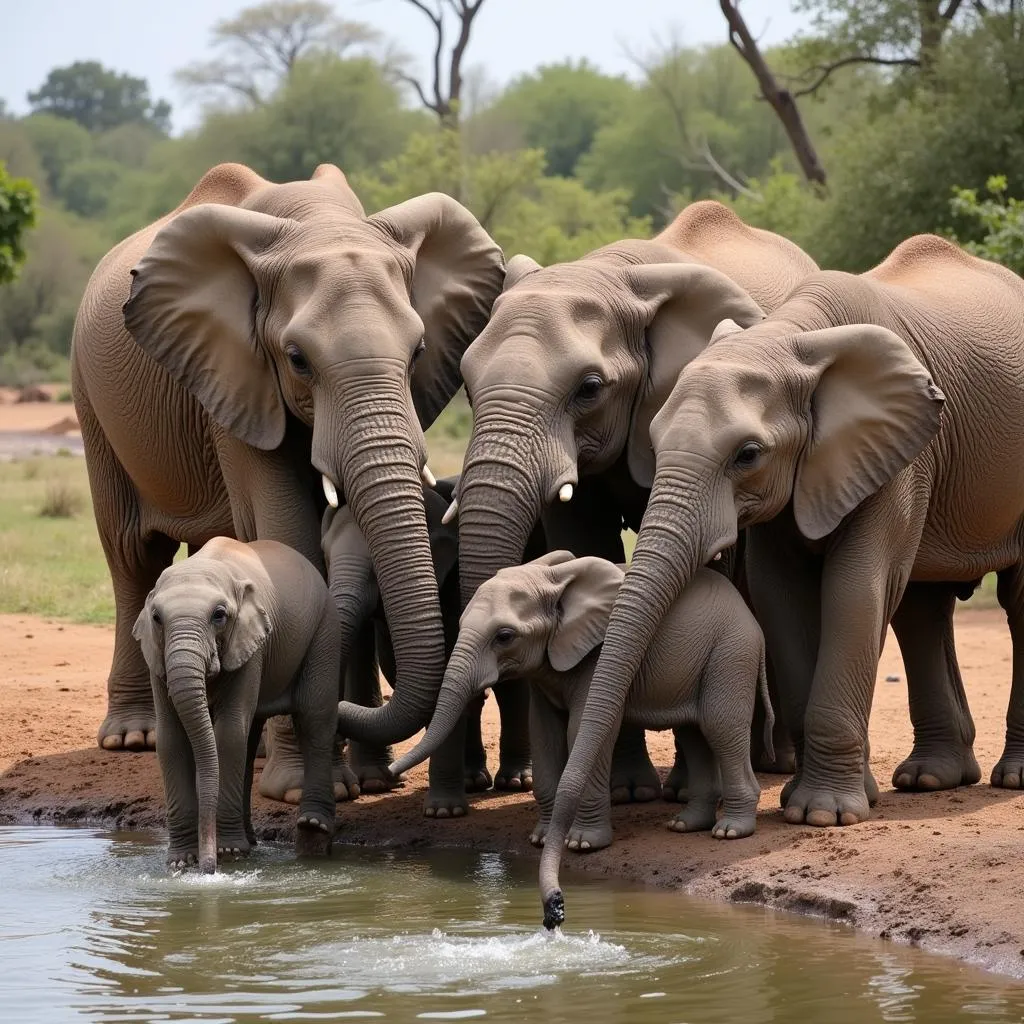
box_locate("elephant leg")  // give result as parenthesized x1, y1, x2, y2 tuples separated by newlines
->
(153, 683, 199, 867)
(668, 725, 720, 833)
(992, 564, 1024, 788)
(425, 716, 470, 818)
(243, 717, 264, 847)
(259, 715, 357, 804)
(493, 681, 533, 791)
(344, 621, 397, 794)
(463, 691, 492, 792)
(213, 672, 259, 860)
(662, 727, 689, 802)
(565, 699, 614, 852)
(890, 582, 980, 791)
(609, 724, 660, 804)
(528, 688, 569, 847)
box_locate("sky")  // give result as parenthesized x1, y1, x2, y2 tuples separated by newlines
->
(2, 1, 809, 133)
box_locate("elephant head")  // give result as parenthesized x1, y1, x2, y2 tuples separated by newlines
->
(123, 164, 504, 746)
(455, 241, 766, 606)
(538, 300, 945, 925)
(389, 551, 623, 777)
(133, 553, 273, 874)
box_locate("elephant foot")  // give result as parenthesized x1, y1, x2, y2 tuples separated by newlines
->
(423, 789, 469, 819)
(217, 840, 251, 862)
(990, 742, 1024, 789)
(610, 756, 661, 805)
(349, 742, 402, 794)
(668, 800, 718, 833)
(259, 720, 358, 804)
(711, 811, 757, 840)
(167, 846, 198, 871)
(781, 775, 871, 827)
(893, 743, 981, 791)
(529, 819, 550, 847)
(464, 765, 493, 793)
(494, 759, 533, 792)
(98, 699, 156, 752)
(565, 821, 612, 852)
(662, 760, 689, 803)
(295, 814, 333, 858)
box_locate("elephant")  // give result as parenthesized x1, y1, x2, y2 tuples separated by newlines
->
(539, 232, 1024, 902)
(71, 162, 507, 802)
(133, 536, 339, 873)
(452, 200, 815, 798)
(391, 551, 773, 882)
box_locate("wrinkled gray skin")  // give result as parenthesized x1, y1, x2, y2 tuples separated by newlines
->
(72, 161, 503, 767)
(392, 553, 772, 883)
(456, 201, 815, 798)
(542, 234, 1024, 925)
(133, 537, 339, 873)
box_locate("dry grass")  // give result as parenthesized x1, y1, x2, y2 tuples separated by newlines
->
(38, 481, 84, 519)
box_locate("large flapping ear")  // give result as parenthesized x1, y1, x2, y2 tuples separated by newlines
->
(624, 262, 765, 489)
(132, 591, 165, 679)
(369, 193, 506, 429)
(793, 324, 945, 540)
(123, 203, 298, 450)
(310, 163, 366, 217)
(546, 556, 625, 672)
(222, 579, 273, 672)
(502, 253, 542, 292)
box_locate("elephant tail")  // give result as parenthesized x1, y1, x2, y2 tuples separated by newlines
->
(758, 645, 775, 766)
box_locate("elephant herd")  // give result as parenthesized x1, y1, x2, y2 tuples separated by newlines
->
(71, 161, 1024, 925)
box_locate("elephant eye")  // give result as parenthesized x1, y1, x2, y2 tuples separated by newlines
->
(285, 344, 311, 376)
(151, 609, 162, 626)
(733, 441, 763, 469)
(211, 606, 228, 627)
(575, 374, 603, 403)
(410, 337, 426, 373)
(494, 627, 516, 645)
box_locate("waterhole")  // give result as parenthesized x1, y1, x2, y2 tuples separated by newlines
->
(1, 825, 1022, 1023)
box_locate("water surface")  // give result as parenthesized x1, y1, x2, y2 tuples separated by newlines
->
(1, 826, 1022, 1023)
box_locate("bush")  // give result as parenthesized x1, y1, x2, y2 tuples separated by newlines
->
(949, 176, 1024, 275)
(0, 343, 70, 387)
(39, 480, 83, 518)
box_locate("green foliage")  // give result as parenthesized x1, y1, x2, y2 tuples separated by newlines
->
(0, 162, 38, 285)
(949, 176, 1024, 274)
(28, 61, 171, 134)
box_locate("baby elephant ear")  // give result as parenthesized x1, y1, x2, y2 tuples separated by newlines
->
(132, 593, 165, 679)
(222, 580, 273, 672)
(546, 557, 624, 673)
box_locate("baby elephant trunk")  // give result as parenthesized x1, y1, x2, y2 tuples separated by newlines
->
(166, 648, 218, 874)
(388, 685, 468, 777)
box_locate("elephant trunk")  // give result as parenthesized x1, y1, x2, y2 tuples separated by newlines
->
(457, 421, 546, 606)
(388, 640, 485, 776)
(325, 382, 446, 745)
(539, 467, 731, 927)
(165, 640, 218, 874)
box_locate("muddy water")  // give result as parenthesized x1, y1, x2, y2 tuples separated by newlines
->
(1, 826, 1022, 1023)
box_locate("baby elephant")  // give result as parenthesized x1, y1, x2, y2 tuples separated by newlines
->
(390, 551, 772, 851)
(134, 537, 340, 873)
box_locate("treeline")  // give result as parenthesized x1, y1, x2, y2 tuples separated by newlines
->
(1, 0, 1024, 385)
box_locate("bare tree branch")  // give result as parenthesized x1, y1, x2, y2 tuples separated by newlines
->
(719, 0, 827, 186)
(696, 140, 763, 199)
(942, 0, 967, 21)
(789, 53, 921, 98)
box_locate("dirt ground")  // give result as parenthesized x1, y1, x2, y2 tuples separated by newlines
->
(1, 610, 1023, 978)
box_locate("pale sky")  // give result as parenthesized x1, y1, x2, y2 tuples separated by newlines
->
(2, 1, 809, 133)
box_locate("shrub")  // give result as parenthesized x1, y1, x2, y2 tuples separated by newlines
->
(39, 481, 82, 518)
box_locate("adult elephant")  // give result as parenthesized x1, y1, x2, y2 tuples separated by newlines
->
(540, 233, 1024, 909)
(445, 201, 816, 796)
(72, 162, 504, 784)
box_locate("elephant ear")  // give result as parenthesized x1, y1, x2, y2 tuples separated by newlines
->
(794, 324, 945, 541)
(502, 253, 542, 292)
(624, 263, 765, 489)
(132, 593, 165, 680)
(531, 549, 577, 569)
(222, 580, 273, 672)
(369, 193, 505, 429)
(546, 556, 624, 672)
(123, 203, 298, 451)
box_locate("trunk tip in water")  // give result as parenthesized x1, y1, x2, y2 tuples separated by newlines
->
(543, 890, 565, 931)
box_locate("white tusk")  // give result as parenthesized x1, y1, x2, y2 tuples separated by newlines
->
(441, 498, 458, 525)
(558, 483, 573, 503)
(322, 474, 339, 509)
(713, 552, 722, 561)
(422, 464, 437, 488)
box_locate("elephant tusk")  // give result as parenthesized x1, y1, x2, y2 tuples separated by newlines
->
(322, 474, 339, 509)
(441, 498, 458, 525)
(422, 465, 437, 488)
(713, 552, 722, 561)
(558, 483, 573, 503)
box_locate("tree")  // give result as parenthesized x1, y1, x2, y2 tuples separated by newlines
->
(718, 1, 827, 186)
(20, 114, 92, 197)
(394, 0, 488, 128)
(176, 0, 382, 106)
(0, 162, 38, 286)
(28, 61, 171, 134)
